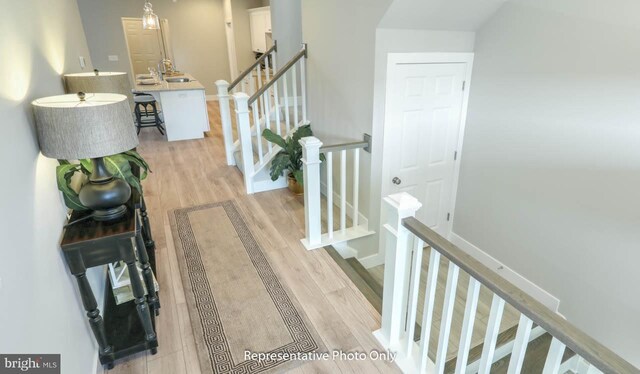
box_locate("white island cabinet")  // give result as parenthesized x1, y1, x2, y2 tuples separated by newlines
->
(134, 74, 209, 141)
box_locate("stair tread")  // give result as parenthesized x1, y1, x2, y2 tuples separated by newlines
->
(345, 257, 384, 298)
(445, 331, 577, 374)
(324, 247, 382, 314)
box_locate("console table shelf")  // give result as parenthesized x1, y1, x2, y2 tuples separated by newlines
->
(61, 191, 159, 370)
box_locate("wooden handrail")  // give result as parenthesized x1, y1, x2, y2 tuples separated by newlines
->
(249, 45, 306, 105)
(401, 217, 639, 374)
(319, 134, 371, 154)
(228, 42, 277, 91)
(320, 140, 369, 154)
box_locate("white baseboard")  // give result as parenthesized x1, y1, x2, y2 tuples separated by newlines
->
(331, 241, 358, 258)
(92, 349, 100, 374)
(206, 95, 218, 101)
(449, 232, 561, 312)
(358, 251, 385, 269)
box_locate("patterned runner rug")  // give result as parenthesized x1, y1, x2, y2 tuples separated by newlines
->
(169, 200, 325, 374)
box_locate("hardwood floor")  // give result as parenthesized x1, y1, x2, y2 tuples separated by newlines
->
(103, 102, 400, 374)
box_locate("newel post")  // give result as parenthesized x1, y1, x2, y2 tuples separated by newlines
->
(376, 193, 422, 349)
(215, 80, 235, 166)
(299, 136, 323, 250)
(232, 92, 255, 194)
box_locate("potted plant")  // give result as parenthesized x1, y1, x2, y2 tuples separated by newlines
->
(56, 150, 150, 211)
(262, 124, 323, 195)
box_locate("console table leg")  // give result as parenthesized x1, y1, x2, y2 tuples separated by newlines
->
(140, 196, 155, 250)
(125, 260, 157, 343)
(75, 272, 112, 357)
(135, 229, 160, 313)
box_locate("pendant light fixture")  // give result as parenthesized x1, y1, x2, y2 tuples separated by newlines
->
(142, 1, 160, 30)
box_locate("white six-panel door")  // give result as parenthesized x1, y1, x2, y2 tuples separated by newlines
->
(384, 61, 468, 236)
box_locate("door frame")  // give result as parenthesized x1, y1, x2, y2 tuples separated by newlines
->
(121, 17, 172, 81)
(380, 52, 474, 240)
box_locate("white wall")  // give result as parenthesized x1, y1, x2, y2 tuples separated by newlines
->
(270, 0, 302, 66)
(76, 0, 230, 94)
(0, 1, 104, 373)
(366, 29, 475, 260)
(454, 0, 640, 365)
(378, 0, 505, 31)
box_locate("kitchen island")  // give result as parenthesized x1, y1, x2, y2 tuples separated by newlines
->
(134, 73, 209, 142)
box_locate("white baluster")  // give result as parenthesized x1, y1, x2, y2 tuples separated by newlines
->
(300, 136, 323, 250)
(271, 51, 282, 137)
(292, 65, 299, 127)
(542, 338, 566, 374)
(435, 263, 460, 374)
(264, 57, 274, 137)
(478, 295, 506, 374)
(405, 238, 424, 356)
(257, 64, 265, 119)
(282, 72, 291, 133)
(419, 248, 441, 373)
(215, 80, 235, 166)
(455, 277, 481, 374)
(340, 150, 347, 233)
(377, 193, 422, 349)
(507, 314, 534, 374)
(232, 92, 255, 194)
(326, 151, 334, 239)
(264, 90, 272, 154)
(249, 72, 256, 96)
(252, 101, 263, 164)
(352, 148, 360, 227)
(300, 51, 307, 124)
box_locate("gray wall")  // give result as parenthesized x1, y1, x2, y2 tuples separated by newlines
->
(76, 0, 231, 94)
(301, 0, 392, 230)
(0, 1, 105, 373)
(367, 28, 475, 259)
(454, 0, 640, 365)
(271, 0, 302, 66)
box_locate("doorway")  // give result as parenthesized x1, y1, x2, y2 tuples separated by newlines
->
(122, 17, 174, 77)
(381, 53, 474, 238)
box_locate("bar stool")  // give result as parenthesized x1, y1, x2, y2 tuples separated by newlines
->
(133, 93, 165, 135)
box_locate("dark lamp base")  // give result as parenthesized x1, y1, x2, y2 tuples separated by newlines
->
(78, 157, 132, 222)
(92, 205, 128, 221)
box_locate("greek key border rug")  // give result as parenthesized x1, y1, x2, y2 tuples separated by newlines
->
(169, 200, 325, 374)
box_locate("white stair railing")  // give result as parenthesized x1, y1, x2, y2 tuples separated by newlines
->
(376, 192, 639, 374)
(216, 42, 278, 166)
(300, 136, 375, 250)
(232, 45, 308, 194)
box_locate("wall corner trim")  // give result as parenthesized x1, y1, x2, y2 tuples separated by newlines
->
(449, 232, 561, 312)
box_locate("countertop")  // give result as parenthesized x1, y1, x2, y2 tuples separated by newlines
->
(133, 73, 205, 92)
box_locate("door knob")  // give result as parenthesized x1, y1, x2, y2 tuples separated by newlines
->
(392, 177, 401, 185)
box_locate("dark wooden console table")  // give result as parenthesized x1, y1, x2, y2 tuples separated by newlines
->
(61, 192, 160, 369)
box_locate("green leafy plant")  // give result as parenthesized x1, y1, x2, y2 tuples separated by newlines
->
(262, 124, 324, 186)
(56, 150, 151, 211)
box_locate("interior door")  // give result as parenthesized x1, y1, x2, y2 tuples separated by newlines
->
(384, 62, 467, 236)
(249, 10, 267, 53)
(122, 18, 164, 76)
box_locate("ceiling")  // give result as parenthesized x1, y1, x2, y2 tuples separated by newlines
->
(378, 0, 508, 31)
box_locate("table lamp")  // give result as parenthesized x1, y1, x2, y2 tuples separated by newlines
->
(32, 92, 139, 221)
(64, 70, 133, 110)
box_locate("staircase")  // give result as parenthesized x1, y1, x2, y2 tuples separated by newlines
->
(216, 42, 308, 194)
(217, 42, 376, 253)
(375, 192, 639, 374)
